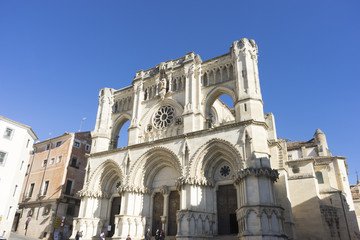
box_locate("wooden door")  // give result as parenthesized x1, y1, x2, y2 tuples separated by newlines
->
(152, 193, 164, 235)
(168, 191, 180, 236)
(217, 185, 238, 235)
(109, 197, 121, 237)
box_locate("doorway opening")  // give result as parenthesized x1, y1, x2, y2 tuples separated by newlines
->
(217, 184, 238, 235)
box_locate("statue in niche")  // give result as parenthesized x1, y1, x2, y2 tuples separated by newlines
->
(159, 77, 167, 100)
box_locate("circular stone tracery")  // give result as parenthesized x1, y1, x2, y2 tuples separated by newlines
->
(220, 165, 231, 177)
(153, 105, 175, 129)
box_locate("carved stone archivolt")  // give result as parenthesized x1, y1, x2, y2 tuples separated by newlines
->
(234, 167, 279, 184)
(189, 138, 243, 177)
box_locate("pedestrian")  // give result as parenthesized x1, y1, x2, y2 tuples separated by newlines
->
(145, 228, 151, 240)
(75, 231, 80, 240)
(126, 234, 131, 240)
(100, 231, 105, 240)
(79, 231, 83, 240)
(159, 229, 165, 240)
(155, 229, 160, 240)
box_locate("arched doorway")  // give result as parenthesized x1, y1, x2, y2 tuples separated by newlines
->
(217, 184, 238, 235)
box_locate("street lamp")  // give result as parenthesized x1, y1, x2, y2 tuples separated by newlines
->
(78, 117, 86, 132)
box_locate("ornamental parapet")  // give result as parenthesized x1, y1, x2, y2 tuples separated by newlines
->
(236, 205, 286, 238)
(77, 189, 111, 199)
(177, 210, 215, 237)
(116, 185, 151, 194)
(176, 176, 214, 189)
(234, 167, 279, 184)
(236, 204, 284, 219)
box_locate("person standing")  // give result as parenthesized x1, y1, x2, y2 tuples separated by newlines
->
(75, 231, 80, 240)
(145, 228, 151, 240)
(155, 229, 160, 240)
(125, 234, 131, 240)
(100, 232, 105, 240)
(159, 229, 165, 240)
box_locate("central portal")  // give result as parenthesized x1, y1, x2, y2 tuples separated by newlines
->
(217, 184, 238, 235)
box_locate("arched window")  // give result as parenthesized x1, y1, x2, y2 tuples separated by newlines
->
(315, 171, 324, 184)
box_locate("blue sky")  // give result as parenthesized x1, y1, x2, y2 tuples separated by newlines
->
(1, 1, 359, 183)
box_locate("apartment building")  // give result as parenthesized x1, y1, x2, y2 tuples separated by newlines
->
(14, 131, 91, 240)
(0, 116, 37, 239)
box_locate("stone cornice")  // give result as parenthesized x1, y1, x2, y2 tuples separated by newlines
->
(286, 156, 346, 165)
(19, 198, 57, 206)
(235, 97, 264, 106)
(234, 167, 279, 184)
(288, 174, 314, 180)
(89, 120, 268, 158)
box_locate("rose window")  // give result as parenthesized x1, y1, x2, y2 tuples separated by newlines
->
(220, 165, 230, 177)
(153, 106, 175, 129)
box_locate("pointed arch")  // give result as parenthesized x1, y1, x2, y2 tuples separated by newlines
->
(111, 113, 132, 149)
(87, 159, 125, 193)
(129, 147, 182, 188)
(139, 98, 184, 124)
(189, 138, 243, 179)
(202, 86, 236, 117)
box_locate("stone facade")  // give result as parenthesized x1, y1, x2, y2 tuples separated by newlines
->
(14, 132, 91, 240)
(0, 116, 37, 239)
(73, 39, 358, 240)
(284, 130, 359, 239)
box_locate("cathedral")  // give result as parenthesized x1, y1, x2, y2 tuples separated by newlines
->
(71, 39, 359, 240)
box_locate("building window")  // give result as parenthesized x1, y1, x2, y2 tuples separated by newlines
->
(74, 141, 80, 148)
(292, 166, 300, 173)
(42, 181, 49, 195)
(50, 157, 55, 165)
(26, 139, 30, 148)
(20, 161, 24, 170)
(85, 144, 90, 152)
(57, 155, 62, 163)
(26, 164, 30, 175)
(27, 208, 34, 217)
(46, 144, 51, 150)
(13, 185, 18, 197)
(55, 141, 62, 147)
(66, 205, 75, 216)
(7, 206, 12, 219)
(28, 183, 35, 197)
(316, 171, 324, 184)
(4, 127, 14, 139)
(64, 180, 73, 195)
(42, 205, 51, 216)
(70, 156, 78, 168)
(42, 160, 48, 167)
(0, 151, 7, 166)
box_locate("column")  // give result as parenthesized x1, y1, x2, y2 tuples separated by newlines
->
(161, 186, 169, 234)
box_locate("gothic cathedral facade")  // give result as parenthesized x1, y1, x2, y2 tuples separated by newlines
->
(71, 39, 358, 240)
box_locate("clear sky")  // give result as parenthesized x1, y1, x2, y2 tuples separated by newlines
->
(1, 1, 359, 183)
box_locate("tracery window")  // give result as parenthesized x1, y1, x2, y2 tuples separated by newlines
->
(220, 165, 231, 177)
(153, 106, 175, 129)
